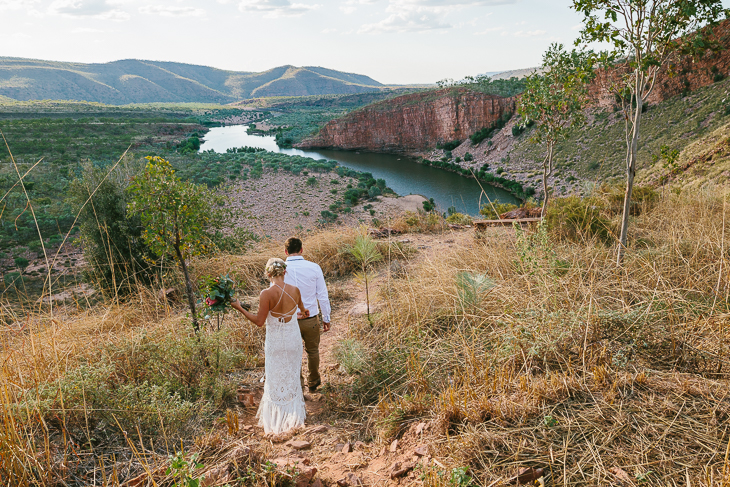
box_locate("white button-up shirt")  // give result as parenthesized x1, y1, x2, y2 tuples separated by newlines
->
(284, 256, 331, 323)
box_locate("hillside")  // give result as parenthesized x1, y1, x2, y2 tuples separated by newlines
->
(299, 19, 730, 199)
(0, 58, 385, 104)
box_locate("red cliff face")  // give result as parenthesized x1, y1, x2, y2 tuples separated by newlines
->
(296, 87, 516, 153)
(589, 19, 730, 107)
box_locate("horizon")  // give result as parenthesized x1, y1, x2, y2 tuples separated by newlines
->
(3, 0, 730, 86)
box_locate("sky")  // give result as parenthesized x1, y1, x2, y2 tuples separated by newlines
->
(1, 0, 728, 85)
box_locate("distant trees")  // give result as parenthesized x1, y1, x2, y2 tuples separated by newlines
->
(518, 44, 595, 216)
(69, 160, 158, 297)
(573, 0, 728, 263)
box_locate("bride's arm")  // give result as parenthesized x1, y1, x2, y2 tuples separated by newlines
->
(232, 290, 271, 327)
(296, 289, 309, 319)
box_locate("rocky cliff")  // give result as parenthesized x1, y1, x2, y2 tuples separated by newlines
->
(296, 88, 516, 153)
(589, 19, 730, 107)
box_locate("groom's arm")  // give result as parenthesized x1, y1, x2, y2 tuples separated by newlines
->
(315, 267, 331, 331)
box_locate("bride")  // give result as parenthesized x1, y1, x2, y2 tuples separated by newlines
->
(232, 258, 309, 434)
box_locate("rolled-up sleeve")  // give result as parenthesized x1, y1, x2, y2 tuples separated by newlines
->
(315, 266, 331, 322)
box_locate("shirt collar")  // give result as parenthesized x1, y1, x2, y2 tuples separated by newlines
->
(286, 256, 304, 261)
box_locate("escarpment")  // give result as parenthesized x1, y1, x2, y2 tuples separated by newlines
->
(296, 88, 516, 153)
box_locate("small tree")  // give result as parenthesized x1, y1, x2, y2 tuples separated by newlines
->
(346, 234, 382, 322)
(518, 44, 595, 216)
(127, 156, 218, 333)
(573, 0, 728, 263)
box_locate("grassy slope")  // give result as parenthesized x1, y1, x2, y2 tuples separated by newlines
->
(2, 191, 730, 485)
(506, 76, 730, 192)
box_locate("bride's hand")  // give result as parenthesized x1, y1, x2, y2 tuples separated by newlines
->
(298, 309, 310, 319)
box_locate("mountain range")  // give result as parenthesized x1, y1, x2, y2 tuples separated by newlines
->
(0, 58, 385, 104)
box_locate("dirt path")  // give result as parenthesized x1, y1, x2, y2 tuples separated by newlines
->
(223, 229, 478, 487)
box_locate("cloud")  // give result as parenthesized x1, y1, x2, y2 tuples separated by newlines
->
(139, 5, 205, 17)
(48, 0, 129, 20)
(474, 26, 503, 35)
(360, 0, 515, 34)
(390, 0, 515, 6)
(339, 0, 377, 14)
(71, 26, 104, 32)
(0, 0, 39, 10)
(513, 29, 546, 37)
(238, 0, 319, 17)
(359, 7, 451, 33)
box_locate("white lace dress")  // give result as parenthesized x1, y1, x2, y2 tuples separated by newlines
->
(257, 309, 306, 434)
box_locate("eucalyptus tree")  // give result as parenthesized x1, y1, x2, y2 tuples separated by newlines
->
(127, 156, 220, 333)
(518, 44, 595, 216)
(573, 0, 728, 263)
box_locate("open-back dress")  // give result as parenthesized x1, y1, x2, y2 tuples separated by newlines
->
(256, 284, 306, 434)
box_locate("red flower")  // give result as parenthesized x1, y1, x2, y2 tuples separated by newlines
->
(206, 297, 218, 306)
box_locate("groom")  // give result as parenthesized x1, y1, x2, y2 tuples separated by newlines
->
(284, 237, 331, 392)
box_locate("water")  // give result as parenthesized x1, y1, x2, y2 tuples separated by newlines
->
(199, 125, 517, 215)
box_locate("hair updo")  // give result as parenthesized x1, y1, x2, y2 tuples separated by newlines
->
(265, 258, 287, 278)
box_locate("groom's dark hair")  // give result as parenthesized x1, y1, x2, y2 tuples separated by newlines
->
(285, 237, 303, 254)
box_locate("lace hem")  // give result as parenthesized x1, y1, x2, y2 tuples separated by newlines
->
(257, 394, 306, 434)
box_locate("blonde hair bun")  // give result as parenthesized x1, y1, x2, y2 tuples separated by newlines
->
(265, 258, 287, 278)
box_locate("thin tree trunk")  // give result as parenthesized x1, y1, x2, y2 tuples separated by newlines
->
(617, 74, 644, 265)
(541, 142, 554, 217)
(174, 241, 199, 333)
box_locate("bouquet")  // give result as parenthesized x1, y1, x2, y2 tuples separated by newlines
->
(202, 274, 237, 313)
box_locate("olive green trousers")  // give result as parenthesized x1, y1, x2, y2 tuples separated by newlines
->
(298, 314, 321, 388)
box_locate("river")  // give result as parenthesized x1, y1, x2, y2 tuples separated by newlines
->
(198, 125, 517, 215)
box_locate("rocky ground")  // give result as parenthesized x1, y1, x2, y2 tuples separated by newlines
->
(222, 171, 426, 240)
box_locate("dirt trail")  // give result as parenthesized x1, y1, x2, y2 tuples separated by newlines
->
(225, 230, 476, 487)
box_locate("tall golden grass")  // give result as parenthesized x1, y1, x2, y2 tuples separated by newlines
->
(3, 178, 730, 485)
(338, 187, 730, 485)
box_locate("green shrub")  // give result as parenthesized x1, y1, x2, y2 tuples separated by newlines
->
(479, 201, 518, 219)
(464, 152, 473, 162)
(599, 184, 659, 217)
(446, 213, 473, 225)
(545, 196, 613, 243)
(307, 177, 317, 186)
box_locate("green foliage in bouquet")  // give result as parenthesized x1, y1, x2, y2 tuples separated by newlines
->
(202, 274, 236, 314)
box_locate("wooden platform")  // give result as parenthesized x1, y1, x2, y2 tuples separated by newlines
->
(473, 218, 542, 230)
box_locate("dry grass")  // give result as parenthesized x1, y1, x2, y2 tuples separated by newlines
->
(3, 189, 730, 486)
(338, 188, 730, 486)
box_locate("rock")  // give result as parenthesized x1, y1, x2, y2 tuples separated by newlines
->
(311, 480, 323, 487)
(295, 466, 318, 487)
(609, 467, 632, 484)
(158, 287, 178, 302)
(306, 425, 328, 435)
(369, 227, 401, 238)
(337, 472, 362, 487)
(201, 465, 230, 487)
(510, 467, 544, 485)
(413, 445, 429, 457)
(335, 443, 345, 452)
(298, 89, 517, 154)
(271, 456, 309, 467)
(389, 439, 398, 453)
(415, 422, 427, 435)
(342, 443, 351, 453)
(353, 441, 366, 451)
(290, 440, 311, 450)
(390, 461, 415, 479)
(238, 390, 256, 408)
